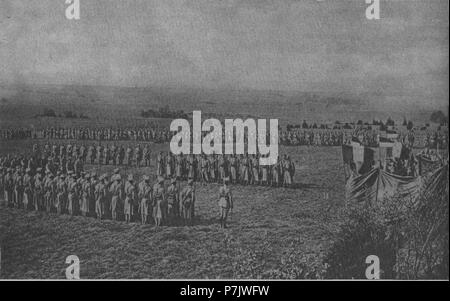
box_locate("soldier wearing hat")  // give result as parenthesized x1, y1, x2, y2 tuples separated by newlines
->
(13, 168, 24, 209)
(67, 173, 78, 215)
(4, 168, 14, 207)
(23, 168, 33, 210)
(157, 151, 164, 177)
(180, 178, 195, 226)
(271, 156, 280, 187)
(138, 175, 152, 224)
(218, 177, 233, 228)
(89, 172, 98, 215)
(229, 155, 237, 184)
(109, 174, 122, 221)
(33, 172, 44, 211)
(152, 175, 166, 227)
(80, 173, 91, 217)
(166, 177, 179, 225)
(44, 173, 56, 212)
(55, 174, 67, 214)
(142, 145, 150, 167)
(94, 174, 107, 220)
(250, 155, 260, 185)
(200, 154, 209, 183)
(124, 174, 136, 223)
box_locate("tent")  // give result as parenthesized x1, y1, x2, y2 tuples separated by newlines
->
(345, 167, 423, 204)
(345, 161, 448, 205)
(342, 145, 448, 204)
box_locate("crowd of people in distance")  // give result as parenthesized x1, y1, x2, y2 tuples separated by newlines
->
(22, 142, 296, 187)
(0, 126, 173, 143)
(2, 124, 447, 150)
(0, 155, 235, 228)
(280, 127, 448, 149)
(279, 130, 345, 146)
(0, 128, 33, 140)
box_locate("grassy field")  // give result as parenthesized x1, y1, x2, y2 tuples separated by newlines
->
(0, 140, 345, 279)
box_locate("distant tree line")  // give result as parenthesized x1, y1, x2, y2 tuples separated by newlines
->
(36, 108, 89, 119)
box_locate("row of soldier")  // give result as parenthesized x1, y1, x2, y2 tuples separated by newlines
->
(280, 130, 346, 146)
(155, 152, 296, 187)
(29, 142, 152, 167)
(26, 143, 297, 187)
(2, 126, 448, 149)
(0, 126, 172, 143)
(0, 165, 200, 226)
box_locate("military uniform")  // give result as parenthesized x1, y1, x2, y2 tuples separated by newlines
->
(152, 178, 165, 227)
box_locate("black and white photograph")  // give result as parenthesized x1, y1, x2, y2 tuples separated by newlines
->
(0, 0, 448, 284)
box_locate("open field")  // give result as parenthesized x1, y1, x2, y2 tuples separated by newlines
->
(0, 85, 445, 279)
(0, 138, 345, 279)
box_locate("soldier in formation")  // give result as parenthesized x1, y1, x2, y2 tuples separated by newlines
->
(0, 155, 203, 227)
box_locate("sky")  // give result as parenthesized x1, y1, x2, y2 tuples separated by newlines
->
(0, 0, 448, 107)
